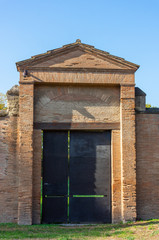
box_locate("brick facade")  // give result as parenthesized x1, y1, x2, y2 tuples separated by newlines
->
(120, 85, 136, 222)
(32, 129, 42, 224)
(136, 113, 159, 220)
(0, 116, 18, 223)
(0, 86, 19, 223)
(18, 83, 34, 225)
(0, 41, 159, 224)
(111, 130, 121, 223)
(34, 85, 120, 124)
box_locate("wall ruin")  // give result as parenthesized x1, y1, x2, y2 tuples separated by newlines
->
(0, 85, 19, 223)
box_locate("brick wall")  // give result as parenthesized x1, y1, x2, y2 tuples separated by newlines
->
(32, 129, 42, 224)
(120, 85, 136, 222)
(111, 130, 121, 223)
(25, 71, 135, 85)
(136, 113, 159, 220)
(0, 86, 19, 223)
(0, 116, 18, 223)
(18, 83, 34, 225)
(34, 85, 120, 124)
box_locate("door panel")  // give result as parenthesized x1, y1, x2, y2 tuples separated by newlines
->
(42, 197, 67, 223)
(42, 131, 68, 223)
(69, 131, 111, 195)
(42, 130, 111, 224)
(69, 197, 110, 223)
(43, 131, 68, 196)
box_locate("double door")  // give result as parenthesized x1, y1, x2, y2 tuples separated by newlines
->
(42, 130, 111, 223)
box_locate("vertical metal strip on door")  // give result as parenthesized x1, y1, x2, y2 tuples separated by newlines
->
(69, 131, 111, 223)
(42, 131, 68, 223)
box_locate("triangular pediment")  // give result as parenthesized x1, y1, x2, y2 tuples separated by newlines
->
(16, 41, 139, 72)
(30, 49, 130, 70)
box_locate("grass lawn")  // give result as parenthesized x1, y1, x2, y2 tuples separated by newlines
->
(0, 220, 159, 239)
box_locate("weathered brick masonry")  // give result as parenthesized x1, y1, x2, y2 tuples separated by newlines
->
(0, 40, 159, 224)
(136, 112, 159, 220)
(0, 86, 19, 223)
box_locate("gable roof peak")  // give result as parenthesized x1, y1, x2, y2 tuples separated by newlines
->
(62, 39, 95, 49)
(75, 39, 81, 43)
(16, 40, 140, 71)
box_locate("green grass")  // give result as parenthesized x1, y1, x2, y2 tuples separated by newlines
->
(1, 220, 159, 239)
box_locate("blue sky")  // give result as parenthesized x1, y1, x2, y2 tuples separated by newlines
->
(0, 0, 159, 106)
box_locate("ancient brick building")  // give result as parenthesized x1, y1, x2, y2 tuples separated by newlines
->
(0, 40, 159, 225)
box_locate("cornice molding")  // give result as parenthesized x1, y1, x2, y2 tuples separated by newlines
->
(18, 67, 137, 73)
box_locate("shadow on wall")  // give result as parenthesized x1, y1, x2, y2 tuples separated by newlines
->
(34, 85, 120, 123)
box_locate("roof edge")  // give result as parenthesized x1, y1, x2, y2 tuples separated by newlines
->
(16, 40, 140, 71)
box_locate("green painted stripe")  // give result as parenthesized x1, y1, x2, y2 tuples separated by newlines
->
(73, 195, 104, 197)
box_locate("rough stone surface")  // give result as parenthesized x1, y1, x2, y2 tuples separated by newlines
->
(7, 85, 19, 96)
(0, 110, 8, 117)
(7, 85, 19, 116)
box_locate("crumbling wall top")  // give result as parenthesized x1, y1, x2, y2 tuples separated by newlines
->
(0, 85, 19, 117)
(7, 85, 19, 96)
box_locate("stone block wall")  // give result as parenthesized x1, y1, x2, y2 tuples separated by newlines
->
(136, 113, 159, 220)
